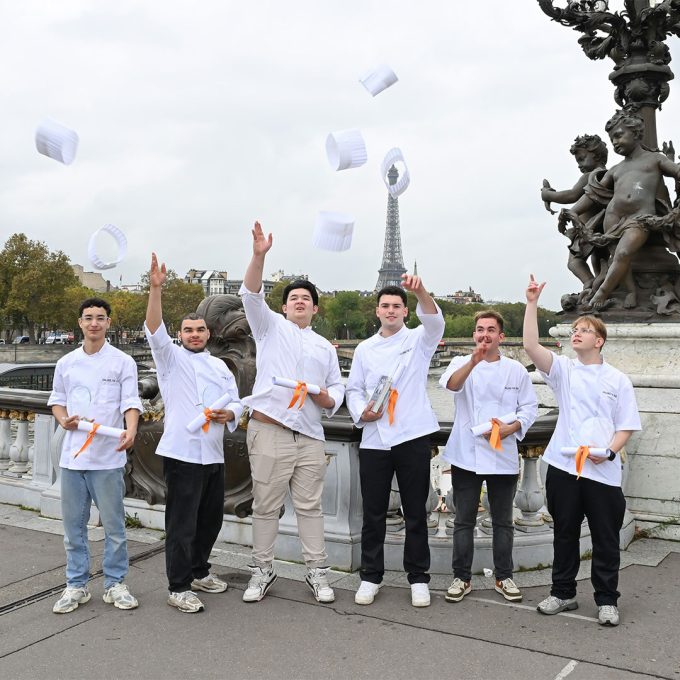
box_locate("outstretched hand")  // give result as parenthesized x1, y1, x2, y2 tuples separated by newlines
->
(150, 252, 167, 289)
(252, 221, 273, 258)
(401, 273, 423, 294)
(526, 274, 545, 303)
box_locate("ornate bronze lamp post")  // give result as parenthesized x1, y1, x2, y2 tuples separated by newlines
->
(539, 0, 680, 149)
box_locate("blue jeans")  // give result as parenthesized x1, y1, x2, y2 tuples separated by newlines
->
(60, 467, 129, 590)
(451, 465, 518, 582)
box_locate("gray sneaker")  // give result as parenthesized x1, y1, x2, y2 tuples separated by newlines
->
(598, 604, 620, 626)
(191, 573, 228, 593)
(537, 595, 578, 615)
(167, 590, 205, 613)
(445, 578, 471, 603)
(53, 586, 91, 614)
(243, 565, 277, 602)
(495, 578, 522, 602)
(305, 568, 335, 603)
(103, 582, 138, 610)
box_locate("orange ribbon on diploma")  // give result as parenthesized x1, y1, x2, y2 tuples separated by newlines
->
(74, 423, 100, 458)
(488, 418, 503, 452)
(288, 382, 309, 410)
(201, 408, 212, 433)
(575, 445, 590, 479)
(387, 388, 398, 425)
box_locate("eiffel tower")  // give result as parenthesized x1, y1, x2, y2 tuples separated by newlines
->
(375, 165, 407, 291)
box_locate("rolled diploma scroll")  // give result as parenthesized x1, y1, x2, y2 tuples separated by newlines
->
(272, 376, 321, 395)
(186, 393, 234, 433)
(77, 421, 124, 438)
(470, 412, 517, 437)
(561, 447, 608, 457)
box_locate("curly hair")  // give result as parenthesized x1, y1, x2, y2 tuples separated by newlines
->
(605, 110, 645, 141)
(570, 134, 608, 165)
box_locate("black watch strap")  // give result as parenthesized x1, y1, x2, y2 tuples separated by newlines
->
(607, 449, 616, 461)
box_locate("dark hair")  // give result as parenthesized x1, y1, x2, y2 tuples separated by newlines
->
(180, 312, 206, 325)
(605, 110, 645, 141)
(570, 134, 608, 165)
(79, 297, 111, 317)
(474, 310, 504, 332)
(282, 280, 319, 306)
(377, 285, 407, 305)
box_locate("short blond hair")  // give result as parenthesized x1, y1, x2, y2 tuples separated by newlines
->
(573, 315, 607, 346)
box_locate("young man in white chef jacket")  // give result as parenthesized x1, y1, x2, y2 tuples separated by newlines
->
(239, 222, 345, 604)
(439, 310, 537, 604)
(145, 253, 243, 614)
(523, 275, 641, 627)
(346, 275, 444, 608)
(49, 297, 142, 614)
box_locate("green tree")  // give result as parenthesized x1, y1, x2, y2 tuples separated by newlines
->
(106, 290, 147, 343)
(0, 234, 78, 341)
(444, 314, 476, 337)
(324, 291, 368, 339)
(161, 280, 205, 333)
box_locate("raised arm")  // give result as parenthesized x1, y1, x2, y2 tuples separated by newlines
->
(541, 172, 589, 205)
(243, 221, 273, 293)
(402, 273, 436, 315)
(523, 275, 553, 374)
(145, 252, 167, 334)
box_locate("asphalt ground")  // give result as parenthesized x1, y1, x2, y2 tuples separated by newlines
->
(0, 507, 679, 680)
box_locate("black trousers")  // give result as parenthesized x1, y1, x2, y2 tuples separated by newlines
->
(451, 466, 518, 582)
(359, 435, 432, 585)
(163, 457, 225, 593)
(546, 464, 625, 606)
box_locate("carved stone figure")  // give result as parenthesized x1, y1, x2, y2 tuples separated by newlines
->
(555, 111, 680, 317)
(125, 294, 257, 517)
(541, 134, 609, 291)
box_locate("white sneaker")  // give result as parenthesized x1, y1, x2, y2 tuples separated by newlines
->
(191, 573, 228, 593)
(355, 581, 381, 605)
(53, 586, 91, 614)
(411, 583, 431, 607)
(306, 568, 335, 603)
(243, 565, 277, 602)
(103, 582, 139, 610)
(598, 604, 620, 626)
(167, 590, 205, 613)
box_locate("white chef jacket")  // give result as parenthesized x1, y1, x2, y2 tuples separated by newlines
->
(48, 342, 143, 470)
(239, 284, 344, 441)
(346, 303, 445, 450)
(540, 353, 641, 487)
(439, 354, 537, 474)
(145, 322, 243, 465)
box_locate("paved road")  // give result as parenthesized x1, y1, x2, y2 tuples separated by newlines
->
(0, 512, 678, 680)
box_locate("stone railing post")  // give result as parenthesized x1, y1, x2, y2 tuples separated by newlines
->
(515, 447, 549, 532)
(9, 411, 30, 475)
(31, 414, 57, 487)
(0, 409, 11, 471)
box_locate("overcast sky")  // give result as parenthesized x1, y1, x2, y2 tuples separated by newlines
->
(2, 1, 680, 310)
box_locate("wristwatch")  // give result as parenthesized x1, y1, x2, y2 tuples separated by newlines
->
(606, 448, 616, 461)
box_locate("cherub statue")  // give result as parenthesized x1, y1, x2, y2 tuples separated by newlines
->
(560, 110, 680, 310)
(541, 134, 609, 292)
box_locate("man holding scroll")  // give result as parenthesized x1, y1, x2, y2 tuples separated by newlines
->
(523, 276, 640, 627)
(346, 277, 444, 608)
(439, 310, 537, 605)
(145, 253, 243, 613)
(49, 298, 142, 614)
(240, 222, 344, 604)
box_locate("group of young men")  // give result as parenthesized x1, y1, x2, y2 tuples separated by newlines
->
(48, 224, 640, 627)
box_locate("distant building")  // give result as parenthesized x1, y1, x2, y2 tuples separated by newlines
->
(270, 269, 309, 283)
(185, 269, 230, 296)
(439, 287, 483, 305)
(72, 265, 110, 293)
(120, 283, 144, 294)
(185, 269, 275, 297)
